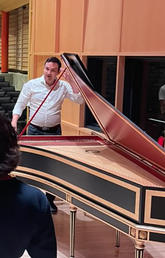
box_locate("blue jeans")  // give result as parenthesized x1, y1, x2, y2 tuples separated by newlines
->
(28, 124, 61, 135)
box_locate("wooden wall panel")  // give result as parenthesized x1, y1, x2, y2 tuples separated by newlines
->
(33, 0, 57, 53)
(62, 100, 85, 135)
(33, 55, 48, 78)
(121, 0, 165, 54)
(62, 99, 83, 124)
(84, 0, 122, 54)
(59, 0, 84, 52)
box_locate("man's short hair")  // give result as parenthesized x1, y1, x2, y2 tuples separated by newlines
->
(0, 114, 19, 175)
(44, 57, 61, 71)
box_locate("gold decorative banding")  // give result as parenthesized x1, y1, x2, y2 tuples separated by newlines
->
(144, 190, 165, 226)
(15, 163, 140, 221)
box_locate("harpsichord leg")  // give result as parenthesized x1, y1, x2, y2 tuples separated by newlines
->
(135, 241, 145, 258)
(70, 205, 77, 258)
(115, 230, 120, 247)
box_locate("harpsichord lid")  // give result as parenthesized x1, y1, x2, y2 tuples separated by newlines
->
(61, 53, 165, 173)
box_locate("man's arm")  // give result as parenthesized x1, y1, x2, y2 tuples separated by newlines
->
(12, 81, 31, 131)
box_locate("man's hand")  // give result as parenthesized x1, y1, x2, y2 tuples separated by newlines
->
(60, 67, 80, 93)
(11, 114, 19, 132)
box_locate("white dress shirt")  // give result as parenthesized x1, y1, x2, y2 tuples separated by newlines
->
(13, 75, 84, 127)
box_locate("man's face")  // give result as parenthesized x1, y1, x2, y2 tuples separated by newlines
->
(44, 62, 60, 86)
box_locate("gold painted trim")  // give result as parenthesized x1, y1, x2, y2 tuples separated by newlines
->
(12, 171, 165, 242)
(12, 170, 135, 227)
(144, 190, 165, 226)
(15, 156, 140, 220)
(130, 227, 148, 241)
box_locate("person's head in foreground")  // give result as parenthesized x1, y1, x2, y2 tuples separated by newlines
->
(0, 114, 57, 258)
(0, 114, 19, 176)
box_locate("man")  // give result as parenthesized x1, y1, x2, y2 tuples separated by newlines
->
(0, 114, 57, 258)
(11, 56, 84, 213)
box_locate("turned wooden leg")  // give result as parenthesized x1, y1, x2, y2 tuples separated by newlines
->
(115, 230, 120, 247)
(135, 241, 145, 258)
(70, 206, 77, 258)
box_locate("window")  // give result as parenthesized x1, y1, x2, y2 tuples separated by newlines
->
(8, 5, 29, 72)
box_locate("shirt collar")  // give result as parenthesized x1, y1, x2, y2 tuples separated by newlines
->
(41, 75, 46, 85)
(40, 75, 58, 87)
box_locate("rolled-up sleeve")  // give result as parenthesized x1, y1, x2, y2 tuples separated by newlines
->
(65, 81, 84, 104)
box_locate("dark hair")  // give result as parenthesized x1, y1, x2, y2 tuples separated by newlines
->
(44, 57, 61, 71)
(0, 114, 20, 175)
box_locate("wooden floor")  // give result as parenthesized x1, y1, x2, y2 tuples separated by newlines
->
(21, 199, 165, 258)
